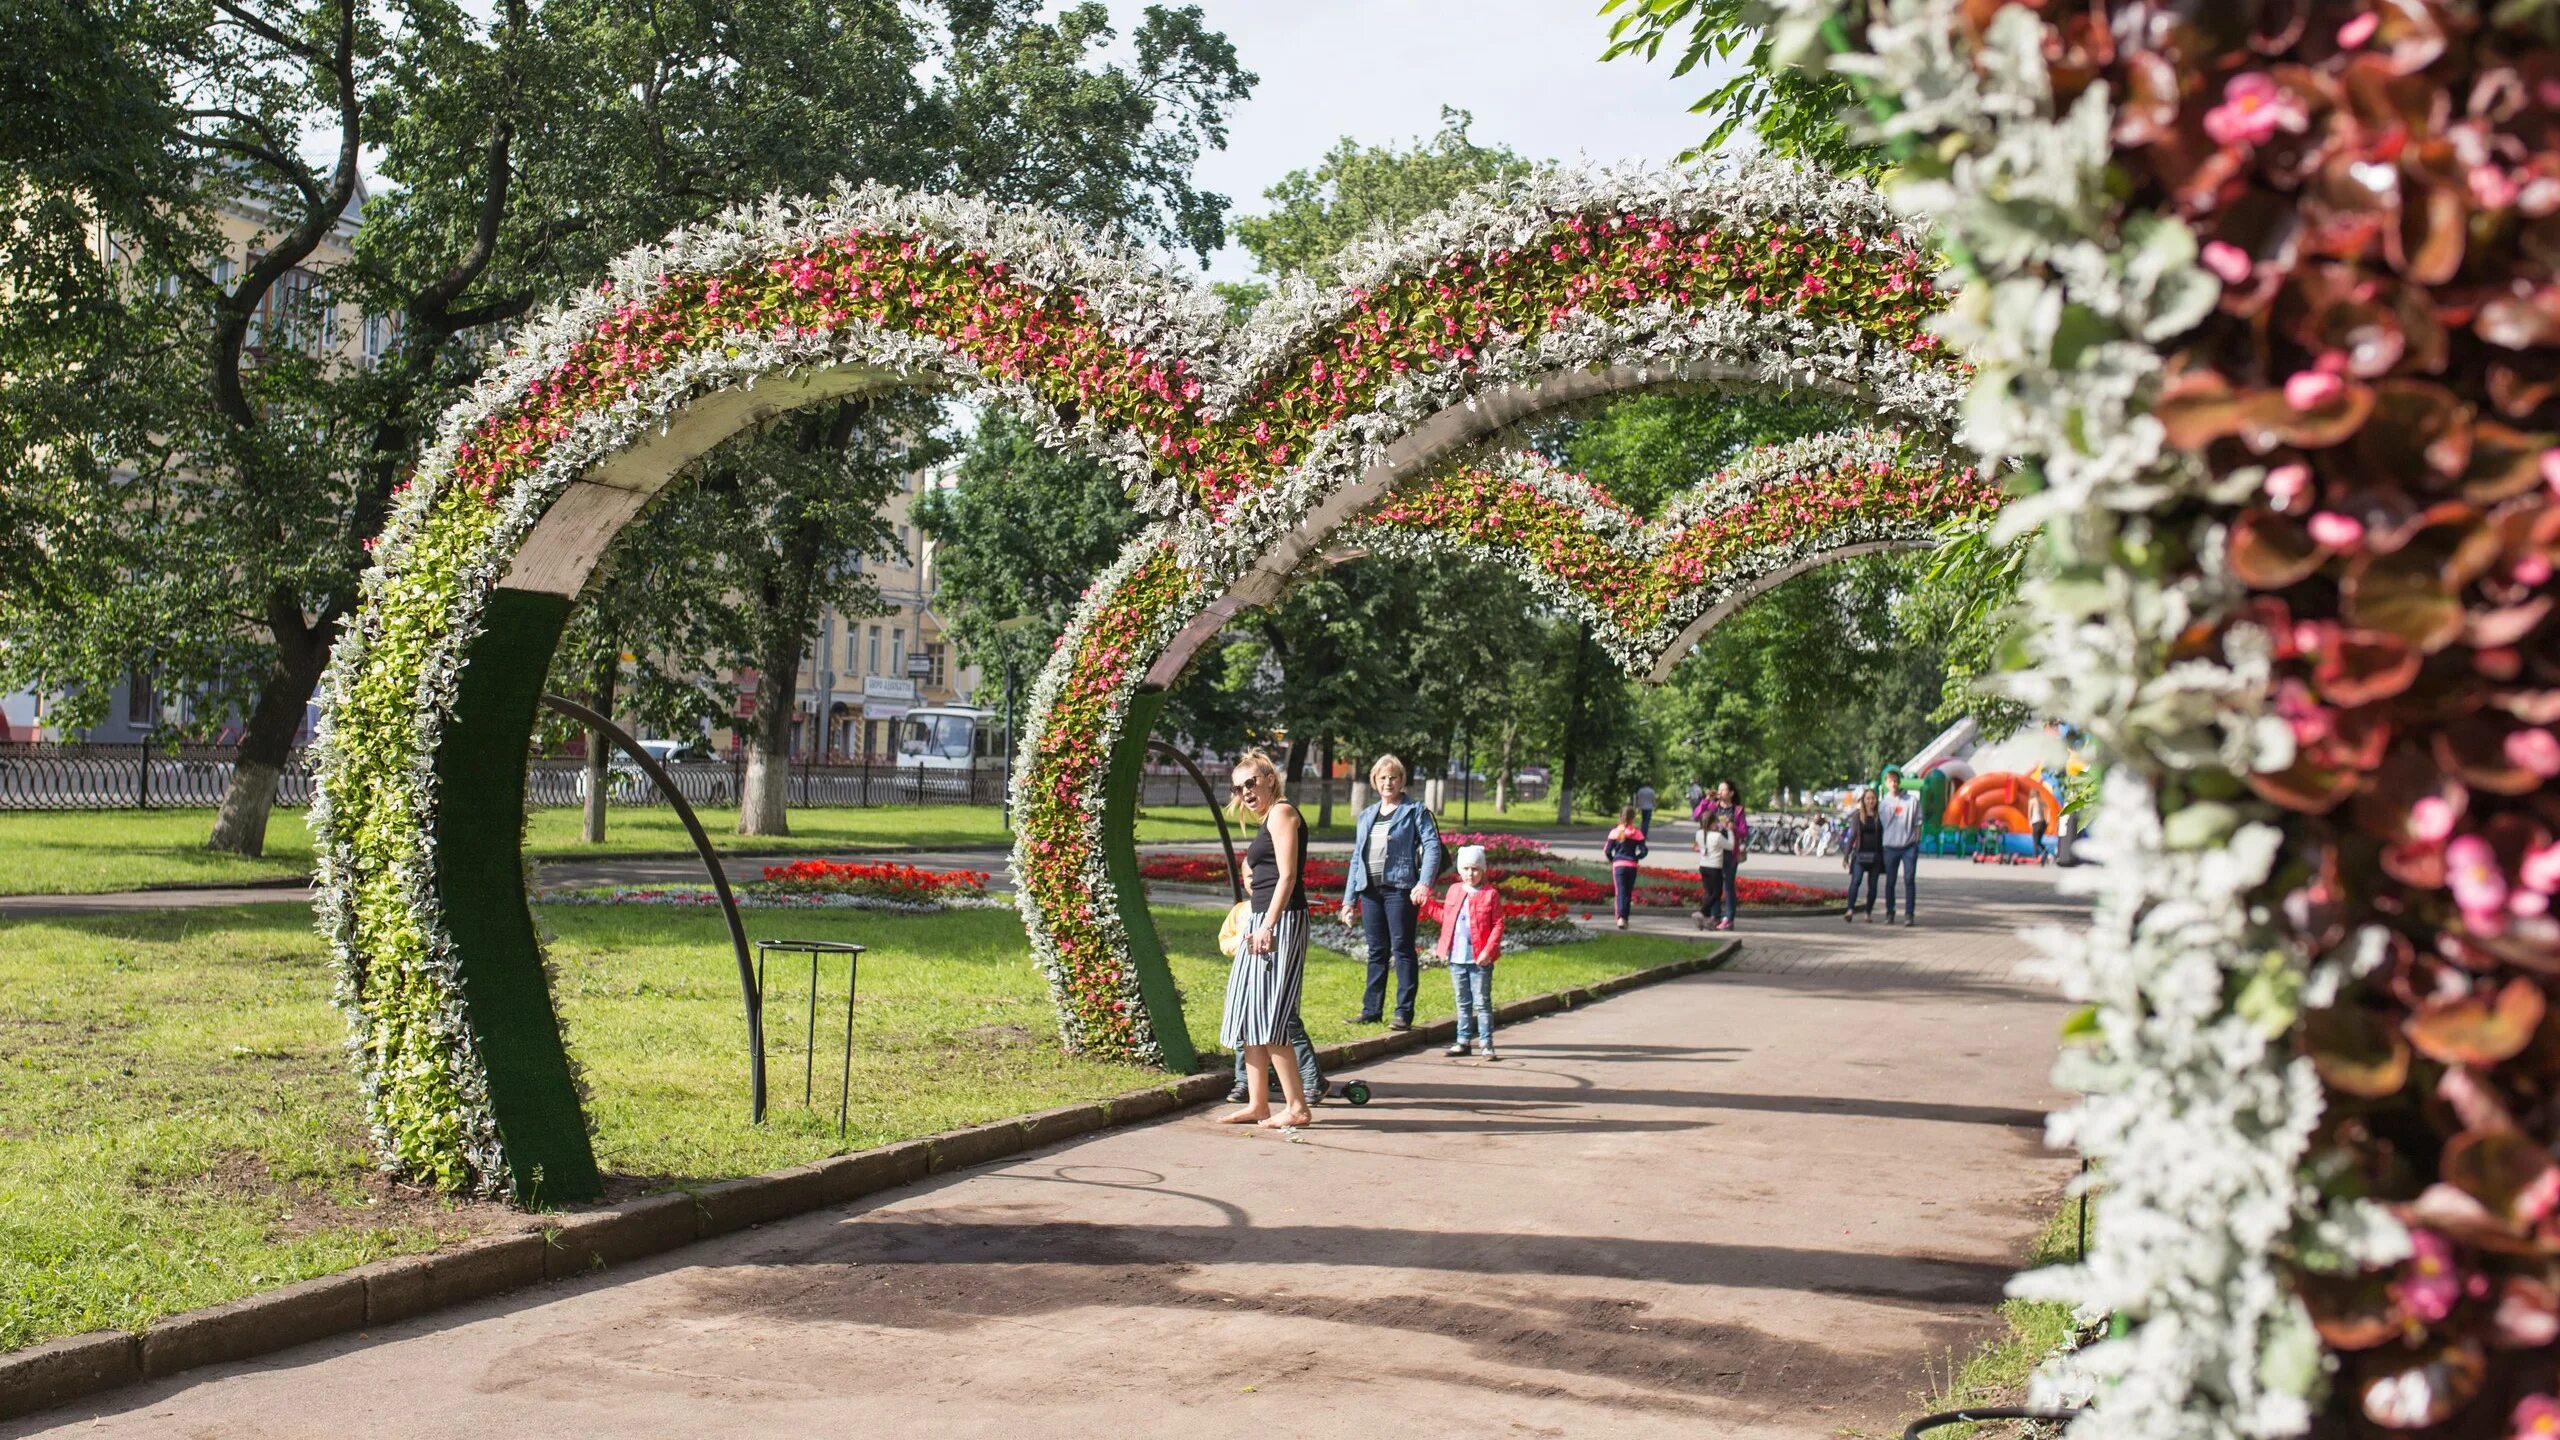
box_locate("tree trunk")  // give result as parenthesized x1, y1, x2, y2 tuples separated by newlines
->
(1555, 625, 1595, 827)
(581, 654, 618, 844)
(1496, 721, 1515, 814)
(1317, 735, 1335, 830)
(1281, 735, 1309, 792)
(208, 602, 333, 857)
(740, 647, 798, 836)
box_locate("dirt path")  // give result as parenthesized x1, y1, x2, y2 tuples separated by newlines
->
(9, 884, 2079, 1439)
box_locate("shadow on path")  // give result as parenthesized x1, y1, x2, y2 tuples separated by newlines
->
(1359, 1080, 2049, 1131)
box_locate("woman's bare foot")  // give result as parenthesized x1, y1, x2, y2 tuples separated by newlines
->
(1216, 1106, 1270, 1125)
(1258, 1108, 1313, 1129)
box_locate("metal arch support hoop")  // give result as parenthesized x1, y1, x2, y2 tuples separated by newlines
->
(1147, 738, 1244, 902)
(537, 692, 767, 1125)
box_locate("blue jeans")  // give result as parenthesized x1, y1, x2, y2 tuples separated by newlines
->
(1881, 843, 1920, 920)
(1359, 888, 1420, 1022)
(1846, 854, 1882, 912)
(1611, 864, 1638, 921)
(1450, 963, 1495, 1045)
(1232, 1010, 1322, 1094)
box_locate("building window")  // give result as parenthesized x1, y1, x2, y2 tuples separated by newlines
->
(126, 671, 154, 727)
(925, 643, 947, 689)
(843, 628, 857, 671)
(891, 628, 905, 678)
(896, 525, 911, 566)
(867, 625, 881, 676)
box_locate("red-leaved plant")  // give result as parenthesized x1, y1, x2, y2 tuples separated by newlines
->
(1966, 0, 2560, 1424)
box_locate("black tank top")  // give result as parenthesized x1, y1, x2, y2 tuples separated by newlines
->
(1246, 811, 1308, 912)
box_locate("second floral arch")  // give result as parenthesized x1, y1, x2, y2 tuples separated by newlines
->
(313, 158, 1998, 1203)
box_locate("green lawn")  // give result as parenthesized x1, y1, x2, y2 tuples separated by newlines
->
(1911, 1185, 2091, 1437)
(0, 898, 1717, 1351)
(0, 796, 1632, 898)
(0, 804, 1255, 897)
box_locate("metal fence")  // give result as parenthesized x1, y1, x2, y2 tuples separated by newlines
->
(0, 743, 321, 811)
(0, 743, 1009, 812)
(0, 742, 1540, 815)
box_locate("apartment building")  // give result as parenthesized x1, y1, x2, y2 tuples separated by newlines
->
(5, 178, 374, 744)
(730, 466, 981, 762)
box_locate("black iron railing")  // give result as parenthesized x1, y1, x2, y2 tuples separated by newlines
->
(0, 742, 1012, 812)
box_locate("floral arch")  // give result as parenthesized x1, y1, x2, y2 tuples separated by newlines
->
(1016, 429, 2001, 1071)
(312, 159, 1968, 1204)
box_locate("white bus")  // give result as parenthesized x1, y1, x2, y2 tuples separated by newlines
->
(894, 706, 1009, 772)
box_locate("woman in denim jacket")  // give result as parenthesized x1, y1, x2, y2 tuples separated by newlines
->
(1341, 754, 1444, 1029)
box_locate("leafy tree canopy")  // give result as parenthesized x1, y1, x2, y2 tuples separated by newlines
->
(1598, 0, 1884, 176)
(0, 0, 1252, 851)
(1232, 106, 1533, 285)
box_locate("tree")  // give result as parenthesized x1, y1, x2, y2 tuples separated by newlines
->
(1558, 393, 1844, 514)
(1646, 553, 1949, 803)
(0, 0, 1254, 855)
(1220, 110, 1560, 799)
(655, 396, 948, 836)
(1598, 0, 1886, 176)
(1232, 106, 1534, 285)
(913, 411, 1143, 688)
(500, 0, 1254, 837)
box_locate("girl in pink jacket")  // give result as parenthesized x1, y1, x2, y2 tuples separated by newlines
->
(1429, 845, 1506, 1060)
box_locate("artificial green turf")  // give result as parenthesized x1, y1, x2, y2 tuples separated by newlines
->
(0, 899, 1718, 1350)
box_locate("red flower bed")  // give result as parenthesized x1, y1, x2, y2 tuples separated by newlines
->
(1137, 853, 1352, 889)
(1437, 831, 1554, 863)
(760, 859, 991, 903)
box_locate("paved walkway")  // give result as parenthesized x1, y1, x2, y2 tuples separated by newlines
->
(9, 881, 2080, 1439)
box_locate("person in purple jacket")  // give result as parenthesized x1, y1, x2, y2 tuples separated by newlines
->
(1690, 780, 1749, 928)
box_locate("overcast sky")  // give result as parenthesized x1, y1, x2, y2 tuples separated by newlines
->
(1086, 2, 1730, 284)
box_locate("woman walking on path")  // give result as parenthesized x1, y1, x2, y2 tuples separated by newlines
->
(1432, 845, 1506, 1060)
(1341, 754, 1443, 1031)
(1842, 790, 1885, 921)
(1690, 780, 1749, 929)
(1220, 750, 1314, 1129)
(1604, 807, 1648, 929)
(2028, 788, 2051, 865)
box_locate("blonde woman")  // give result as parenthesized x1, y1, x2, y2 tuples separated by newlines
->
(1340, 753, 1443, 1030)
(1220, 750, 1314, 1128)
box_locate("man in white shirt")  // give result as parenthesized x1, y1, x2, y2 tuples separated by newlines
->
(1877, 768, 1923, 927)
(1634, 783, 1658, 836)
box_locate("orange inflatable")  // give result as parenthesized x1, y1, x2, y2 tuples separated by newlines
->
(1943, 771, 2062, 834)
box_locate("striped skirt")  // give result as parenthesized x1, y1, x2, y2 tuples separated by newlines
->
(1220, 908, 1308, 1049)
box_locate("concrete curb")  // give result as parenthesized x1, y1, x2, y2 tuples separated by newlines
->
(0, 939, 1736, 1424)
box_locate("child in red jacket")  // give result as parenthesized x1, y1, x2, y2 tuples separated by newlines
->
(1429, 844, 1506, 1060)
